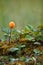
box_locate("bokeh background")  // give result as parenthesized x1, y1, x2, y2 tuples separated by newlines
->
(0, 0, 43, 30)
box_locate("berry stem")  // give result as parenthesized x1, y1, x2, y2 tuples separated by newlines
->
(9, 28, 12, 44)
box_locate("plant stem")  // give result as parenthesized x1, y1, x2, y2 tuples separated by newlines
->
(9, 28, 12, 44)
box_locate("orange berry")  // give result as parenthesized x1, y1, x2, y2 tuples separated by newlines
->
(9, 21, 15, 28)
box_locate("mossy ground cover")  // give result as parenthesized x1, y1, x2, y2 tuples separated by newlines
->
(0, 23, 43, 65)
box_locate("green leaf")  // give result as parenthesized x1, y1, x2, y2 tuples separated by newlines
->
(33, 49, 41, 54)
(9, 58, 15, 62)
(25, 58, 33, 62)
(25, 25, 35, 32)
(9, 58, 19, 62)
(9, 47, 19, 52)
(34, 42, 40, 45)
(20, 56, 26, 61)
(17, 44, 25, 49)
(4, 33, 8, 40)
(20, 45, 26, 48)
(25, 35, 34, 41)
(36, 35, 43, 41)
(1, 27, 9, 34)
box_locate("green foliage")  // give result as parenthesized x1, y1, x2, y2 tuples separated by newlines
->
(9, 47, 19, 52)
(1, 24, 43, 42)
(17, 44, 26, 49)
(37, 62, 42, 65)
(33, 49, 42, 55)
(24, 25, 35, 32)
(0, 24, 43, 65)
(9, 58, 19, 62)
(25, 35, 35, 41)
(36, 35, 43, 41)
(0, 62, 4, 65)
(34, 42, 40, 45)
(20, 56, 26, 61)
(1, 27, 9, 34)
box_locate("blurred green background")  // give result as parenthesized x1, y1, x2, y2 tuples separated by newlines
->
(0, 0, 43, 30)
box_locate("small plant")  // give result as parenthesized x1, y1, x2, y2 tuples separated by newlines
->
(9, 21, 15, 44)
(0, 23, 43, 65)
